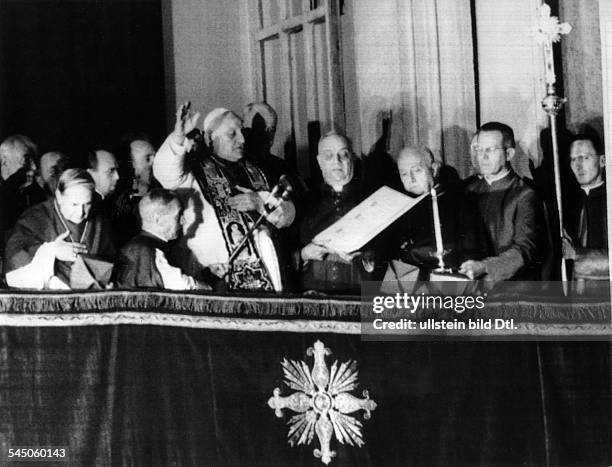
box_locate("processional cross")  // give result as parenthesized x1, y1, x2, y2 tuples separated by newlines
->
(534, 3, 571, 283)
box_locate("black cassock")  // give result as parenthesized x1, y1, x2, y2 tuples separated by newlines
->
(566, 182, 607, 250)
(115, 231, 166, 289)
(299, 178, 375, 294)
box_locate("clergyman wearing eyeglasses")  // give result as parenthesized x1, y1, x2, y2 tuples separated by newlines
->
(458, 121, 545, 283)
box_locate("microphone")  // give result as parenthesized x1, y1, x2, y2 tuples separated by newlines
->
(227, 175, 294, 265)
(278, 174, 293, 197)
(263, 175, 293, 212)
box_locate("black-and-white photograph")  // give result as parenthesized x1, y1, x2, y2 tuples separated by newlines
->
(0, 0, 610, 465)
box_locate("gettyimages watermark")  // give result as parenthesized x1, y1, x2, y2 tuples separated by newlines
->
(360, 281, 612, 341)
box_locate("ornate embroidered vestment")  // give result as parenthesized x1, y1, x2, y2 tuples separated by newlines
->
(192, 155, 276, 291)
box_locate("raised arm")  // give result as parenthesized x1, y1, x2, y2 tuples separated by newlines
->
(153, 102, 201, 189)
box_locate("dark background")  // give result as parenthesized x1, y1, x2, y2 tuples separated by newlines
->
(0, 0, 167, 163)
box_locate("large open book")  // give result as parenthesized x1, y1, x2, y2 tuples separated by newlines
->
(312, 186, 426, 254)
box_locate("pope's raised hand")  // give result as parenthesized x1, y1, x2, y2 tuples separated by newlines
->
(172, 101, 201, 145)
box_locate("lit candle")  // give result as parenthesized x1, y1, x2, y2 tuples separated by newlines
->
(430, 187, 443, 255)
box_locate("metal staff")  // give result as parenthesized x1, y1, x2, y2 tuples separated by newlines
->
(535, 4, 571, 284)
(542, 84, 567, 283)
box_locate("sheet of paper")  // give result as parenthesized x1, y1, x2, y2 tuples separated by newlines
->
(312, 186, 426, 254)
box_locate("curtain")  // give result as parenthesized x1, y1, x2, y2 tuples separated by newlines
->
(349, 0, 477, 177)
(559, 0, 604, 137)
(0, 326, 609, 466)
(0, 297, 609, 466)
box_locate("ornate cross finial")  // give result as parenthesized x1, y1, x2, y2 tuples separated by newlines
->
(534, 3, 572, 86)
(535, 3, 572, 45)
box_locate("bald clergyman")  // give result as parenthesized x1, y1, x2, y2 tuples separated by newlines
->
(386, 145, 488, 277)
(299, 132, 378, 294)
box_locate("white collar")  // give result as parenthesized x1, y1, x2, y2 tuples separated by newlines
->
(580, 179, 604, 195)
(484, 168, 510, 185)
(329, 183, 346, 193)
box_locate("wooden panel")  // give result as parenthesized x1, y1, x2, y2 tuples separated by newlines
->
(249, 0, 265, 100)
(303, 20, 319, 177)
(291, 0, 303, 17)
(278, 0, 288, 21)
(255, 0, 264, 29)
(289, 29, 311, 175)
(251, 0, 341, 179)
(313, 21, 331, 133)
(324, 0, 345, 131)
(278, 32, 294, 160)
(261, 0, 280, 27)
(262, 37, 282, 116)
(255, 7, 325, 40)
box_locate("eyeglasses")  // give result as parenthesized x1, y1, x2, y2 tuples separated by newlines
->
(319, 150, 351, 162)
(570, 154, 599, 164)
(472, 145, 506, 156)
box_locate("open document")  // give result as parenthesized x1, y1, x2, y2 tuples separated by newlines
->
(312, 186, 426, 254)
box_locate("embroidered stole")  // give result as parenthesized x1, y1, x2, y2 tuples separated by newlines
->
(192, 156, 275, 291)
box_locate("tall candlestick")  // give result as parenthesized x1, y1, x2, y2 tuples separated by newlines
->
(430, 187, 443, 256)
